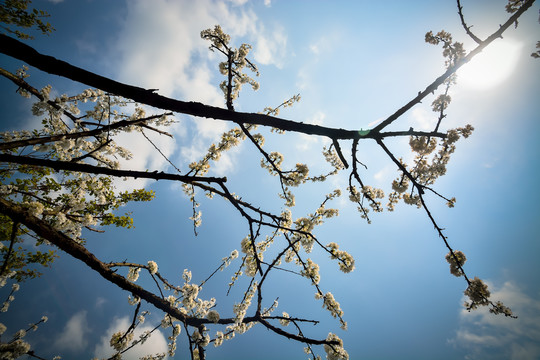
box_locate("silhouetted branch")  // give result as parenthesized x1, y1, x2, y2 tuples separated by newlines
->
(0, 153, 226, 184)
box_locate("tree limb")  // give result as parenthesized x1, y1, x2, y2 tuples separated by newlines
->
(0, 153, 226, 184)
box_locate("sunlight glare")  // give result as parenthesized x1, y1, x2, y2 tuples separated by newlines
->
(457, 40, 522, 90)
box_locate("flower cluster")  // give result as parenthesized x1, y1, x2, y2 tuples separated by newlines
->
(229, 281, 257, 335)
(279, 312, 291, 326)
(127, 267, 141, 282)
(240, 236, 264, 277)
(445, 251, 466, 277)
(324, 333, 349, 360)
(327, 242, 355, 273)
(110, 330, 134, 352)
(207, 310, 220, 323)
(147, 261, 158, 275)
(323, 146, 346, 171)
(201, 25, 259, 108)
(387, 125, 474, 211)
(425, 30, 465, 67)
(317, 292, 347, 330)
(265, 94, 301, 118)
(301, 258, 321, 285)
(1, 80, 163, 279)
(464, 277, 490, 310)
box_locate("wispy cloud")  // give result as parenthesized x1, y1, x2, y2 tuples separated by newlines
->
(296, 111, 325, 151)
(94, 316, 168, 360)
(253, 25, 287, 68)
(110, 0, 263, 179)
(409, 106, 435, 131)
(449, 281, 540, 360)
(53, 311, 89, 352)
(95, 297, 107, 308)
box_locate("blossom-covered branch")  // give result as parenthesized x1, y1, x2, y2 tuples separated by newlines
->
(0, 153, 226, 184)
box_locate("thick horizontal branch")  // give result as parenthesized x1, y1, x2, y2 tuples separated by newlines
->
(0, 34, 364, 140)
(379, 129, 446, 138)
(0, 153, 226, 184)
(0, 1, 534, 145)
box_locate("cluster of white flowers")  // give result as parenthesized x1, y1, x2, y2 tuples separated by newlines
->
(181, 283, 200, 310)
(201, 25, 259, 106)
(279, 312, 290, 326)
(1, 83, 162, 266)
(445, 251, 466, 277)
(260, 151, 284, 176)
(232, 281, 257, 326)
(387, 125, 474, 212)
(280, 209, 293, 230)
(128, 295, 140, 305)
(110, 330, 133, 352)
(207, 310, 220, 323)
(1, 283, 20, 313)
(322, 146, 346, 172)
(425, 30, 465, 67)
(166, 323, 182, 356)
(284, 163, 310, 187)
(301, 258, 321, 285)
(432, 94, 452, 113)
(327, 243, 355, 273)
(489, 301, 514, 317)
(318, 292, 347, 330)
(391, 177, 409, 194)
(147, 260, 158, 275)
(213, 331, 225, 347)
(464, 277, 491, 310)
(324, 333, 349, 360)
(0, 339, 31, 359)
(191, 328, 211, 348)
(240, 236, 263, 277)
(409, 136, 437, 156)
(220, 249, 239, 269)
(127, 267, 140, 282)
(189, 210, 203, 228)
(279, 187, 296, 207)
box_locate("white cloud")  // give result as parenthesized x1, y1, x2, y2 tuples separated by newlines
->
(54, 311, 89, 352)
(409, 106, 434, 131)
(115, 0, 257, 100)
(94, 317, 169, 360)
(254, 25, 287, 68)
(296, 111, 325, 151)
(227, 0, 249, 5)
(110, 112, 181, 191)
(109, 0, 263, 180)
(264, 0, 272, 7)
(95, 297, 107, 308)
(449, 281, 540, 360)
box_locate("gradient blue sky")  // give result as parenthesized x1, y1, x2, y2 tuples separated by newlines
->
(1, 0, 539, 359)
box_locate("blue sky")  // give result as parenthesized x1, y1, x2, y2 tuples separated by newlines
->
(1, 0, 540, 359)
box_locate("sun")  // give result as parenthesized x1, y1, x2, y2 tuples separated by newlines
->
(457, 40, 523, 90)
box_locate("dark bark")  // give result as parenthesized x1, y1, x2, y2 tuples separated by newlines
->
(0, 153, 226, 184)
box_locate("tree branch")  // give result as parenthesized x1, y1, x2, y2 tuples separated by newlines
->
(457, 0, 483, 45)
(0, 113, 171, 151)
(0, 153, 226, 184)
(371, 0, 535, 133)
